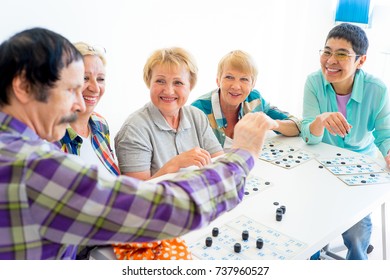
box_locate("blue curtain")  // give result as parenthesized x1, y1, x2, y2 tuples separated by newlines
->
(335, 0, 371, 24)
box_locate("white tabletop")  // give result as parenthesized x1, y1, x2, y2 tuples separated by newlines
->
(90, 134, 390, 260)
(183, 134, 390, 259)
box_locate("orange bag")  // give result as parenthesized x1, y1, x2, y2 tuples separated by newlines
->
(113, 237, 192, 260)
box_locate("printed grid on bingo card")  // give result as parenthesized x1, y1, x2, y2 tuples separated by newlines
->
(259, 139, 317, 169)
(317, 155, 390, 186)
(188, 215, 307, 260)
(243, 174, 273, 200)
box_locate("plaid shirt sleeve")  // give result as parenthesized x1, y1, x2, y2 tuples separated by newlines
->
(25, 146, 253, 245)
(1, 112, 253, 259)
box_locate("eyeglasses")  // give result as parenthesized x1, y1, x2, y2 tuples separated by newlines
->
(319, 49, 359, 61)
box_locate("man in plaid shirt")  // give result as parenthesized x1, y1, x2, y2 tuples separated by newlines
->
(0, 27, 278, 259)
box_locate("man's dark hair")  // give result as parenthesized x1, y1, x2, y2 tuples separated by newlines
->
(0, 27, 82, 106)
(326, 23, 369, 56)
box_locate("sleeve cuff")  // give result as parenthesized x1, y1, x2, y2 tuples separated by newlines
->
(301, 124, 322, 144)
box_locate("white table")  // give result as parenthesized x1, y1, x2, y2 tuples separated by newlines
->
(90, 135, 390, 260)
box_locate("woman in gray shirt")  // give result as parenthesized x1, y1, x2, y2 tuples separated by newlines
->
(115, 47, 223, 181)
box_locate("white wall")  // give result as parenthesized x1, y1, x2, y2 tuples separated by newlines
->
(1, 0, 390, 137)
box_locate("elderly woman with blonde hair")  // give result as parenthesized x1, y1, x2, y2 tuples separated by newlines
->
(113, 47, 224, 260)
(115, 47, 223, 180)
(192, 50, 301, 149)
(58, 42, 120, 259)
(59, 42, 119, 179)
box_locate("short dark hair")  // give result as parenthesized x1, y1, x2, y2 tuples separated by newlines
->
(0, 27, 83, 106)
(326, 23, 369, 56)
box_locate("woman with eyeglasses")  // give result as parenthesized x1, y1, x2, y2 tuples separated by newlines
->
(191, 50, 300, 149)
(301, 23, 390, 260)
(58, 43, 120, 258)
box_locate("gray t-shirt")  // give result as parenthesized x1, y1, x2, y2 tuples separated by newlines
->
(115, 102, 223, 175)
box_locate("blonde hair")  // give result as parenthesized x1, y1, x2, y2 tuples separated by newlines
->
(217, 50, 258, 84)
(73, 42, 106, 66)
(143, 47, 198, 90)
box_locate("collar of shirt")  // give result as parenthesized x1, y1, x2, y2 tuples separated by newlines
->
(147, 102, 191, 132)
(61, 112, 107, 145)
(323, 70, 365, 104)
(0, 111, 40, 142)
(211, 89, 245, 129)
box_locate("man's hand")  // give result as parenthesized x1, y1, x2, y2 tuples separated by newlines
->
(232, 112, 279, 157)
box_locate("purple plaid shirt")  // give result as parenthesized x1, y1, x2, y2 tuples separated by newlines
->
(0, 112, 253, 259)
